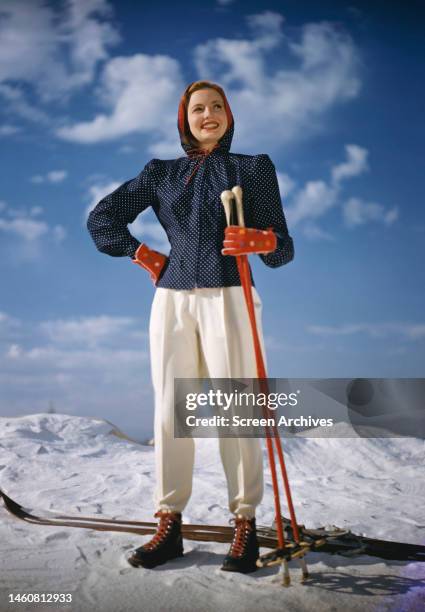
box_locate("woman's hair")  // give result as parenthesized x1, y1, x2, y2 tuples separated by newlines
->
(177, 80, 234, 148)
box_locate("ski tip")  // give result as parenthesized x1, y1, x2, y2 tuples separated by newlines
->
(0, 488, 25, 516)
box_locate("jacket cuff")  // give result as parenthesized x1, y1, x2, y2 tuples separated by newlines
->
(127, 239, 142, 259)
(274, 229, 286, 250)
(260, 235, 294, 268)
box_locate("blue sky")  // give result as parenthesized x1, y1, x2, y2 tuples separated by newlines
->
(1, 0, 424, 440)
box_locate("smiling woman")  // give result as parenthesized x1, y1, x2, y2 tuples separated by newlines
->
(87, 79, 294, 574)
(178, 80, 234, 149)
(187, 87, 228, 150)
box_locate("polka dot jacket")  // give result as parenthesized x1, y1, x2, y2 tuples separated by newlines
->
(87, 121, 294, 289)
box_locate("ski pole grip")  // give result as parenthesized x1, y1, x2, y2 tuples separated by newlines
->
(231, 186, 245, 227)
(220, 186, 245, 227)
(220, 190, 237, 226)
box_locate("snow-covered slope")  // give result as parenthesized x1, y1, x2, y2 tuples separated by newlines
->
(0, 413, 423, 612)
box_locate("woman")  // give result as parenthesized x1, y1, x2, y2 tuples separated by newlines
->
(87, 80, 294, 574)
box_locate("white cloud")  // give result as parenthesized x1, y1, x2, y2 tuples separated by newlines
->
(263, 334, 284, 351)
(282, 143, 395, 237)
(0, 0, 119, 124)
(148, 137, 182, 158)
(85, 180, 121, 218)
(331, 144, 369, 185)
(0, 216, 49, 241)
(0, 7, 361, 158)
(343, 197, 399, 227)
(52, 12, 359, 154)
(118, 144, 136, 154)
(285, 179, 337, 227)
(0, 83, 50, 124)
(39, 315, 141, 348)
(6, 207, 29, 218)
(0, 0, 119, 100)
(0, 124, 21, 136)
(0, 202, 67, 255)
(288, 21, 357, 76)
(0, 311, 21, 330)
(194, 14, 361, 150)
(6, 344, 23, 359)
(48, 170, 68, 183)
(31, 170, 68, 184)
(0, 311, 152, 424)
(384, 207, 399, 225)
(246, 11, 285, 50)
(277, 171, 296, 198)
(308, 323, 425, 341)
(63, 0, 120, 90)
(11, 345, 147, 370)
(302, 223, 335, 241)
(52, 225, 67, 243)
(56, 54, 184, 145)
(129, 210, 170, 253)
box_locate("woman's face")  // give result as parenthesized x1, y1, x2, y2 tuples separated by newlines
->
(187, 88, 228, 150)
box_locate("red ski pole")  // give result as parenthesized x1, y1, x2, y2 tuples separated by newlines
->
(221, 187, 308, 585)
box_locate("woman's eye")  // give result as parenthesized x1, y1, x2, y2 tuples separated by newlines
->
(191, 103, 222, 113)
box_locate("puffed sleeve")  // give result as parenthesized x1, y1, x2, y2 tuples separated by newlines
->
(87, 160, 159, 258)
(246, 154, 294, 268)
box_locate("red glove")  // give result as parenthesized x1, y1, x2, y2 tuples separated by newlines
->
(132, 243, 167, 285)
(222, 226, 277, 256)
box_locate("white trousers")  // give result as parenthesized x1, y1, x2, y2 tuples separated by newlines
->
(149, 286, 265, 518)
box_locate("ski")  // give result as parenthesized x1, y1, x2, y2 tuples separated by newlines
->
(1, 488, 424, 562)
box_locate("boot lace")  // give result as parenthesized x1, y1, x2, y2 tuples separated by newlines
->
(143, 511, 180, 551)
(228, 517, 254, 558)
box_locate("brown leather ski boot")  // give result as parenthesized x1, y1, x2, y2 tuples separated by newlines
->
(128, 510, 183, 569)
(221, 516, 259, 574)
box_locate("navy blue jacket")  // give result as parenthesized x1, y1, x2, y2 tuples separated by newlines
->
(87, 123, 294, 289)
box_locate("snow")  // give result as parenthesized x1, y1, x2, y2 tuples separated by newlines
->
(0, 413, 424, 612)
